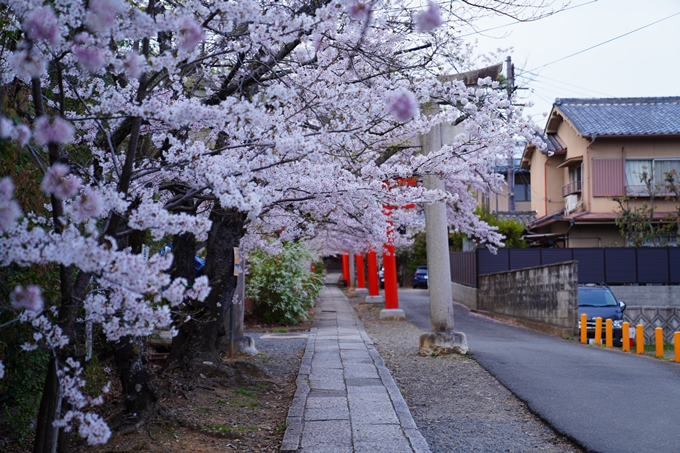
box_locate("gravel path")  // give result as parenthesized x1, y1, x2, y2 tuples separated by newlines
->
(350, 299, 583, 453)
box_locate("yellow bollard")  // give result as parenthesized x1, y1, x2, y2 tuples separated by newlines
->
(594, 317, 602, 345)
(636, 324, 644, 354)
(675, 332, 680, 363)
(606, 319, 613, 348)
(655, 327, 664, 358)
(622, 322, 630, 352)
(580, 313, 587, 344)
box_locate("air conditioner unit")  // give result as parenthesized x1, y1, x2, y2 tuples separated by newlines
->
(564, 194, 579, 214)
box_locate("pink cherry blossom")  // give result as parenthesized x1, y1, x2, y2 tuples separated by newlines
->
(10, 47, 47, 79)
(124, 52, 143, 79)
(347, 1, 370, 20)
(73, 187, 104, 222)
(23, 6, 61, 46)
(86, 0, 127, 33)
(11, 285, 44, 312)
(415, 2, 442, 32)
(33, 116, 75, 145)
(0, 177, 21, 231)
(178, 16, 205, 52)
(72, 187, 104, 222)
(387, 88, 419, 122)
(0, 117, 12, 138)
(42, 163, 81, 199)
(0, 177, 14, 200)
(73, 46, 106, 72)
(12, 124, 31, 146)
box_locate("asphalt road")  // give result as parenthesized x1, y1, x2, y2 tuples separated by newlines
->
(396, 288, 680, 453)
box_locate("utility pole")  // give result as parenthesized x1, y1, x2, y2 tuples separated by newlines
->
(506, 56, 516, 213)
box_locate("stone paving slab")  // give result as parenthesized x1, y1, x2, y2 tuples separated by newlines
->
(281, 278, 430, 453)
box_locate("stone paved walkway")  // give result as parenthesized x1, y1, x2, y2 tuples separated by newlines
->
(281, 277, 430, 453)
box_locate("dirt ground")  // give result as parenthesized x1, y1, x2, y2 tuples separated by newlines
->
(2, 319, 310, 453)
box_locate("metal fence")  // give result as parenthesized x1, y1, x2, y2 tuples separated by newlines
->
(451, 247, 680, 287)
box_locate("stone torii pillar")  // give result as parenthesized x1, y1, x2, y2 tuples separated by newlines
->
(418, 108, 468, 355)
(348, 249, 356, 288)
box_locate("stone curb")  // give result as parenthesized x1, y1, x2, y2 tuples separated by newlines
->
(281, 326, 316, 452)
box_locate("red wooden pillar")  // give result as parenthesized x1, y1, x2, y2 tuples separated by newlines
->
(383, 225, 399, 309)
(341, 252, 350, 287)
(367, 249, 379, 296)
(355, 253, 366, 289)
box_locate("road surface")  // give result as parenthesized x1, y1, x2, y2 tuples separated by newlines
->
(396, 288, 680, 453)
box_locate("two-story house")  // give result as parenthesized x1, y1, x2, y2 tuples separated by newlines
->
(476, 139, 535, 223)
(521, 97, 680, 247)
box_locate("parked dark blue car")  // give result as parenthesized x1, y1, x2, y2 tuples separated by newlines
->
(412, 266, 428, 289)
(577, 284, 627, 347)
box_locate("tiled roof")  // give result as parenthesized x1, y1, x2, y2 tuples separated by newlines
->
(531, 133, 564, 153)
(554, 97, 680, 137)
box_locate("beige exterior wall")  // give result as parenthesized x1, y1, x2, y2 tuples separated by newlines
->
(566, 224, 622, 248)
(587, 137, 680, 215)
(526, 149, 565, 217)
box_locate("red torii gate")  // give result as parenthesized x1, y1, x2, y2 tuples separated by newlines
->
(378, 177, 416, 319)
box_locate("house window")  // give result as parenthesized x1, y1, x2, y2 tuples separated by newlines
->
(515, 181, 531, 201)
(569, 165, 582, 184)
(562, 164, 582, 197)
(625, 159, 680, 196)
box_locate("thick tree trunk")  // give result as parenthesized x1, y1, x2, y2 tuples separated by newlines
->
(113, 337, 158, 418)
(32, 359, 59, 453)
(163, 205, 245, 371)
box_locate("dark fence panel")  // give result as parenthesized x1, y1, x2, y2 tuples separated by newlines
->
(637, 249, 669, 283)
(605, 248, 636, 283)
(509, 248, 541, 270)
(450, 251, 476, 287)
(478, 249, 510, 275)
(542, 249, 573, 265)
(450, 247, 680, 288)
(669, 249, 680, 283)
(573, 249, 605, 283)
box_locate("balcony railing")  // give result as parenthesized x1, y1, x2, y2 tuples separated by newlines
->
(626, 184, 677, 197)
(562, 180, 582, 197)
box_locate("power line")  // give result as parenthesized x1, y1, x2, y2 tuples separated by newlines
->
(520, 71, 612, 97)
(521, 74, 612, 98)
(524, 10, 680, 72)
(457, 0, 598, 39)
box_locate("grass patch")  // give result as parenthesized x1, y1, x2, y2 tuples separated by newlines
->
(216, 399, 228, 405)
(643, 342, 675, 352)
(274, 328, 288, 333)
(204, 424, 257, 434)
(235, 387, 255, 397)
(274, 421, 289, 434)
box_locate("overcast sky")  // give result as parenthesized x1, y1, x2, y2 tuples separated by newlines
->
(465, 0, 680, 129)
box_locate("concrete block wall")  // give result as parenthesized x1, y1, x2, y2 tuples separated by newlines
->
(609, 287, 680, 343)
(609, 286, 680, 307)
(477, 261, 578, 337)
(451, 282, 477, 310)
(622, 306, 680, 344)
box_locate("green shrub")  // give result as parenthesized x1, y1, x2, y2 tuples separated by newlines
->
(0, 319, 50, 444)
(246, 242, 323, 324)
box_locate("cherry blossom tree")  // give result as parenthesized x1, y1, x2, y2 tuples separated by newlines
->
(0, 0, 555, 450)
